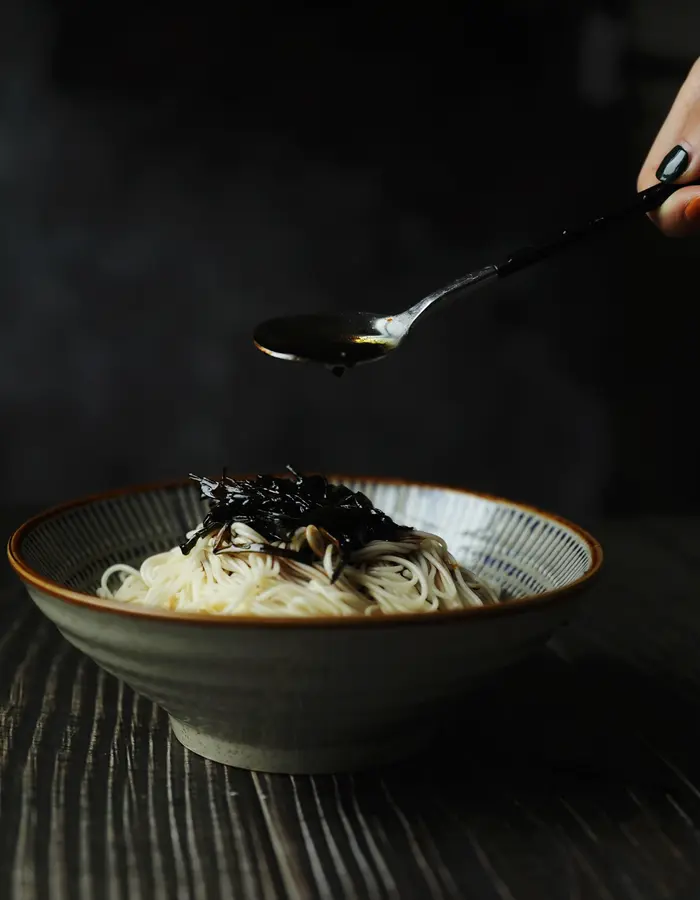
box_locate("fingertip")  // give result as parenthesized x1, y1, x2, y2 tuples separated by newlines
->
(683, 195, 700, 229)
(648, 189, 700, 237)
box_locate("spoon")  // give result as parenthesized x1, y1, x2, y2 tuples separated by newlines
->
(254, 179, 698, 374)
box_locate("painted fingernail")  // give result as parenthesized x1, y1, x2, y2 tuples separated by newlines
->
(656, 144, 690, 182)
(684, 196, 700, 224)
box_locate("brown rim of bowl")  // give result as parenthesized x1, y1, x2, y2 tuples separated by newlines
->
(7, 475, 603, 629)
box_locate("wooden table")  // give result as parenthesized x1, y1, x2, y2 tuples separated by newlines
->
(2, 514, 700, 900)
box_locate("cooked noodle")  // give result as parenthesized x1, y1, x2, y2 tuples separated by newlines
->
(97, 522, 500, 617)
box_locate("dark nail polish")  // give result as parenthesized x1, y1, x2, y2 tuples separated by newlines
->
(656, 144, 690, 182)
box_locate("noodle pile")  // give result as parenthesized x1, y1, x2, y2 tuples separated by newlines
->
(98, 521, 500, 617)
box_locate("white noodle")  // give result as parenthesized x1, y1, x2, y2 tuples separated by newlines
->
(97, 523, 500, 617)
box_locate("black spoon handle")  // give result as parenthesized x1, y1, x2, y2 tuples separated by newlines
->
(496, 179, 700, 277)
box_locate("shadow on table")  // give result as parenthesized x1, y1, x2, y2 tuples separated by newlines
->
(310, 651, 700, 900)
(382, 649, 700, 792)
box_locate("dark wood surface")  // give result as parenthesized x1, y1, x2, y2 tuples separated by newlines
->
(3, 513, 700, 900)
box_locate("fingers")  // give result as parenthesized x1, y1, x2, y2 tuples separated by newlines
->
(645, 177, 700, 237)
(638, 57, 700, 237)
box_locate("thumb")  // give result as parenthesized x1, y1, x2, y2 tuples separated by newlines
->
(638, 58, 700, 237)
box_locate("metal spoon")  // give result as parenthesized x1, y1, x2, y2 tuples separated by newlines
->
(254, 179, 697, 373)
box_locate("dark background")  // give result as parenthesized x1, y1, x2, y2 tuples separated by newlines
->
(0, 0, 696, 524)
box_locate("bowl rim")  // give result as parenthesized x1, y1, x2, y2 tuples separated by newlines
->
(7, 475, 603, 629)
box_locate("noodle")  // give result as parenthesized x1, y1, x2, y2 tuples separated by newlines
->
(97, 522, 500, 617)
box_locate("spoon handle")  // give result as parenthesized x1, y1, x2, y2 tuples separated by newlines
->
(496, 179, 700, 277)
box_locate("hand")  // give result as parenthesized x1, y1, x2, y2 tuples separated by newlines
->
(638, 58, 700, 236)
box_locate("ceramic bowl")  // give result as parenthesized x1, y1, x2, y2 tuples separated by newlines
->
(8, 477, 602, 774)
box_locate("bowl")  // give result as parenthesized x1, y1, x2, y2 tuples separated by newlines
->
(7, 477, 602, 774)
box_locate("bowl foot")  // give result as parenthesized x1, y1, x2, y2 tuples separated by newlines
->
(169, 716, 432, 774)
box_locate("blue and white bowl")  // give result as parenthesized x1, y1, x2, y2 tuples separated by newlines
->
(8, 477, 602, 774)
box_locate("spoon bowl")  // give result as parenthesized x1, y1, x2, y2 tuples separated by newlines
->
(253, 312, 403, 370)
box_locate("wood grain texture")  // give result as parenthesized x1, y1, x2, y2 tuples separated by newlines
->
(3, 517, 700, 899)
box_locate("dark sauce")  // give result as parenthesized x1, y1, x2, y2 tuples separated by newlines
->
(253, 313, 395, 371)
(182, 467, 409, 581)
